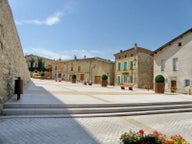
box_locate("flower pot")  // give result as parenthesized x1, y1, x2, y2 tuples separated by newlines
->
(101, 80, 108, 87)
(155, 82, 165, 93)
(72, 79, 76, 83)
(170, 87, 177, 93)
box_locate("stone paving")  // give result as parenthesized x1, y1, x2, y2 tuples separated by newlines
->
(1, 79, 192, 143)
(0, 113, 192, 144)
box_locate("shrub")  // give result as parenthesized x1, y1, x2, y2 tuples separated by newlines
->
(40, 72, 45, 76)
(102, 74, 108, 80)
(155, 75, 165, 83)
(72, 74, 76, 79)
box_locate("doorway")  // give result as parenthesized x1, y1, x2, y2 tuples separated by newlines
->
(95, 76, 101, 84)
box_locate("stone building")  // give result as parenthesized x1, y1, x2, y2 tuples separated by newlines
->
(0, 0, 30, 110)
(153, 28, 192, 94)
(52, 59, 69, 81)
(25, 54, 54, 79)
(114, 44, 153, 88)
(52, 57, 115, 85)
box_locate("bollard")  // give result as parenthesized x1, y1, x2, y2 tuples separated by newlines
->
(15, 77, 23, 100)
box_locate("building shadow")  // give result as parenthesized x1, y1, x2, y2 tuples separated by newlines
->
(1, 79, 100, 144)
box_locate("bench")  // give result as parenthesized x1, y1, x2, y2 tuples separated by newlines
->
(120, 83, 134, 90)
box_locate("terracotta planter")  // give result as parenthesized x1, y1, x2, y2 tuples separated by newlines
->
(72, 79, 76, 83)
(101, 80, 108, 87)
(170, 87, 177, 93)
(155, 83, 165, 93)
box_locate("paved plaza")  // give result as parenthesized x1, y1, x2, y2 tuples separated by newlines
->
(0, 79, 192, 144)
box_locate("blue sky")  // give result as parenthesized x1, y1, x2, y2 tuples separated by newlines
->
(9, 0, 192, 61)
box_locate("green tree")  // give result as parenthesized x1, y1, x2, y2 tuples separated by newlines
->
(28, 58, 35, 72)
(37, 58, 45, 72)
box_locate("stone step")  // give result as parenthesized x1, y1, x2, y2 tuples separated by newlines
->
(3, 101, 192, 109)
(2, 108, 192, 118)
(3, 103, 192, 115)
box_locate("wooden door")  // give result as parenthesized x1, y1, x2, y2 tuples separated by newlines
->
(80, 74, 84, 81)
(95, 76, 101, 84)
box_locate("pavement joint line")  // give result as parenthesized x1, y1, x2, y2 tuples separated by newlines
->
(49, 84, 111, 103)
(86, 94, 111, 103)
(121, 116, 155, 134)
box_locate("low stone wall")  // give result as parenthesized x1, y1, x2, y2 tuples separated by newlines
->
(0, 0, 30, 111)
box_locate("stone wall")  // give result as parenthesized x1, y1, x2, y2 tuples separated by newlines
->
(52, 58, 115, 85)
(137, 52, 153, 88)
(154, 29, 192, 93)
(0, 0, 30, 109)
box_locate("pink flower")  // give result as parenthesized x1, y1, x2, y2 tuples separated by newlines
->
(139, 129, 144, 135)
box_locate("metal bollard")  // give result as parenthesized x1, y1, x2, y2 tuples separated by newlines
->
(15, 77, 23, 100)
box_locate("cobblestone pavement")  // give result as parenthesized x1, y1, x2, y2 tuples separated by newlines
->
(1, 79, 192, 144)
(0, 113, 192, 144)
(0, 117, 140, 144)
(130, 112, 192, 143)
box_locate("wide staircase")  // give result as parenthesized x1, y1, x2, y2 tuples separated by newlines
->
(2, 101, 192, 118)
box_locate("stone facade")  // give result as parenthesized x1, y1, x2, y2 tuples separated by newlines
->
(52, 57, 115, 85)
(153, 28, 192, 94)
(0, 0, 30, 109)
(114, 44, 153, 88)
(52, 60, 69, 81)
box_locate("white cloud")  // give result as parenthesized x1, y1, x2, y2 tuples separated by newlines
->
(24, 48, 103, 60)
(16, 12, 63, 26)
(24, 47, 68, 59)
(73, 49, 95, 58)
(45, 12, 63, 26)
(15, 1, 77, 26)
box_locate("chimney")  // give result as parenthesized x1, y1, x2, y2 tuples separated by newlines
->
(134, 43, 138, 50)
(74, 55, 77, 60)
(84, 55, 86, 59)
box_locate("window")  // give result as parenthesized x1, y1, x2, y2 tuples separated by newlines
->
(184, 79, 190, 86)
(71, 67, 73, 71)
(33, 63, 36, 68)
(123, 76, 127, 83)
(130, 75, 133, 83)
(54, 65, 58, 70)
(63, 74, 66, 78)
(117, 62, 121, 71)
(173, 58, 178, 71)
(123, 62, 127, 70)
(130, 61, 133, 69)
(54, 74, 57, 78)
(63, 64, 66, 70)
(161, 59, 165, 71)
(178, 42, 182, 46)
(117, 76, 121, 85)
(78, 66, 80, 72)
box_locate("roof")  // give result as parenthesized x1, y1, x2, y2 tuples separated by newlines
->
(114, 47, 153, 56)
(53, 57, 115, 64)
(152, 28, 192, 55)
(67, 57, 115, 63)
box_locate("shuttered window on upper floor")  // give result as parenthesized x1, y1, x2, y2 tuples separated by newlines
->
(173, 58, 179, 71)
